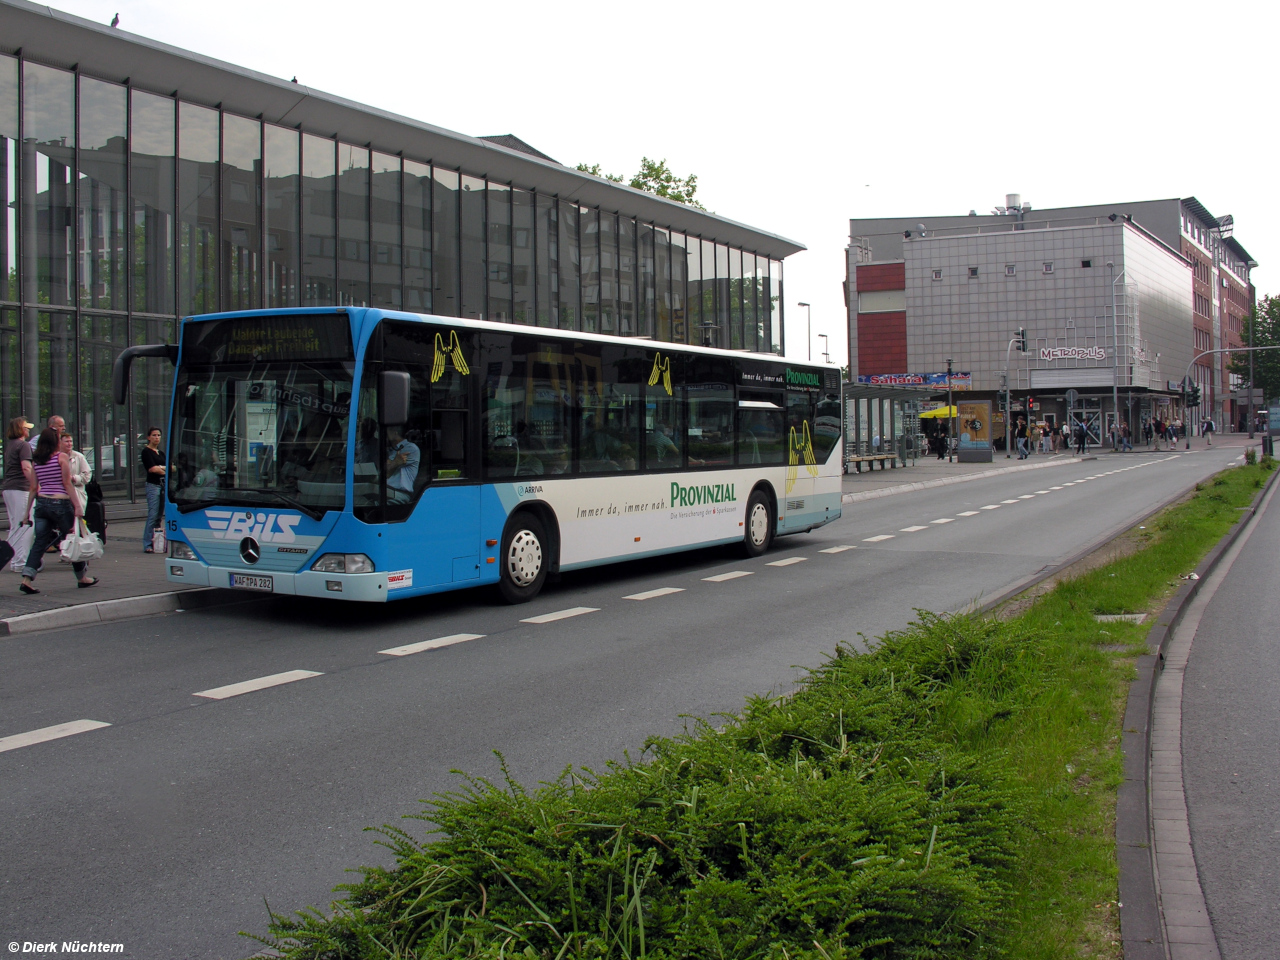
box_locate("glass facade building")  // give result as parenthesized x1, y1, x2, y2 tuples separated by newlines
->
(0, 1, 800, 497)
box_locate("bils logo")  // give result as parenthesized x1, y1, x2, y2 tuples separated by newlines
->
(204, 510, 302, 543)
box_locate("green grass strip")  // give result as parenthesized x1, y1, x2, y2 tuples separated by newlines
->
(249, 460, 1274, 960)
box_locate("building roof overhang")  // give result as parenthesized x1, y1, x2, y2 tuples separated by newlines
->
(0, 0, 804, 259)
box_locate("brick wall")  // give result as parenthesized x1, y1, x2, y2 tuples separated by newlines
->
(857, 312, 908, 374)
(856, 262, 906, 292)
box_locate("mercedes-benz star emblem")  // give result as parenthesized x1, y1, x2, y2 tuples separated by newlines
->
(239, 537, 261, 564)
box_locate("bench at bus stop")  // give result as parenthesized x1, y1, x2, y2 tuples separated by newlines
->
(846, 454, 898, 472)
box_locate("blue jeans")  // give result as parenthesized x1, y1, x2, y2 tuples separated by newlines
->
(144, 482, 163, 549)
(23, 498, 86, 580)
(1016, 438, 1028, 458)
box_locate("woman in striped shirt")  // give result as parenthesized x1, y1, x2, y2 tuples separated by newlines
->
(20, 427, 97, 593)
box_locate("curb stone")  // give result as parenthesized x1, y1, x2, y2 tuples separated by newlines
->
(0, 586, 258, 637)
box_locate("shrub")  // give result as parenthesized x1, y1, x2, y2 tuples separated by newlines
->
(1245, 446, 1257, 465)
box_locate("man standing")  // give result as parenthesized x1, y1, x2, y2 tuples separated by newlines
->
(1074, 420, 1087, 455)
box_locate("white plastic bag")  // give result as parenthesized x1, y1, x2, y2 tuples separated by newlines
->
(61, 518, 105, 563)
(152, 526, 167, 555)
(8, 521, 32, 572)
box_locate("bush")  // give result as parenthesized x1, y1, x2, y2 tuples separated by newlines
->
(1245, 446, 1257, 465)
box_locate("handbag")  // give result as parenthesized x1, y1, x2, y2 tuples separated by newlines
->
(60, 518, 105, 563)
(8, 520, 32, 572)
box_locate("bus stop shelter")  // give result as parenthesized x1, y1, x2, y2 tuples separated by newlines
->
(841, 382, 940, 472)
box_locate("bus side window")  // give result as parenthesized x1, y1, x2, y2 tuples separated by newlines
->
(686, 384, 734, 467)
(737, 397, 786, 466)
(432, 362, 470, 480)
(644, 391, 683, 471)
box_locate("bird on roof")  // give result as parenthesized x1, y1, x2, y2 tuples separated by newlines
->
(291, 76, 298, 83)
(110, 12, 119, 27)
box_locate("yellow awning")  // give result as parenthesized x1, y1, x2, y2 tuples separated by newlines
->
(917, 405, 958, 419)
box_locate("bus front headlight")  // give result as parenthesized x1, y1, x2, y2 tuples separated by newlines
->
(311, 553, 375, 574)
(169, 540, 197, 560)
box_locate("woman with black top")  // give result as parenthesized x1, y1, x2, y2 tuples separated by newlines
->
(20, 427, 96, 593)
(141, 427, 166, 553)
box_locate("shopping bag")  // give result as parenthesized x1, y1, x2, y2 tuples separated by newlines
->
(152, 526, 167, 554)
(60, 518, 105, 563)
(8, 520, 32, 572)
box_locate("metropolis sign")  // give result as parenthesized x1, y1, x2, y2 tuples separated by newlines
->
(1039, 346, 1106, 361)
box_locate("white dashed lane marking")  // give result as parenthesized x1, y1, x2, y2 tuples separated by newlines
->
(930, 518, 953, 524)
(0, 719, 111, 754)
(863, 534, 895, 542)
(1018, 494, 1035, 499)
(194, 670, 322, 700)
(766, 557, 808, 567)
(981, 505, 1001, 510)
(380, 634, 485, 656)
(520, 607, 600, 624)
(703, 570, 753, 582)
(899, 525, 929, 532)
(624, 587, 686, 600)
(1036, 490, 1051, 494)
(1050, 486, 1064, 490)
(1001, 499, 1019, 504)
(957, 510, 980, 516)
(818, 545, 857, 554)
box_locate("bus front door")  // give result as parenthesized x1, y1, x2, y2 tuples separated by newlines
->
(407, 485, 481, 587)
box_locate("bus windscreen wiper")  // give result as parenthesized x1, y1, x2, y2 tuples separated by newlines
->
(176, 489, 325, 521)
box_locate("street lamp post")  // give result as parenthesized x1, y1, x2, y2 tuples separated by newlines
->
(818, 333, 830, 364)
(798, 302, 812, 361)
(946, 357, 954, 463)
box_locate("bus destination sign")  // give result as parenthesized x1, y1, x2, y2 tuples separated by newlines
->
(184, 314, 355, 364)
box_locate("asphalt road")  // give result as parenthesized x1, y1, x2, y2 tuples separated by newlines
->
(1182, 471, 1280, 960)
(0, 445, 1251, 959)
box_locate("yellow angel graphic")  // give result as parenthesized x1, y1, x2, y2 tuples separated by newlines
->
(647, 352, 672, 396)
(786, 421, 820, 493)
(431, 330, 471, 382)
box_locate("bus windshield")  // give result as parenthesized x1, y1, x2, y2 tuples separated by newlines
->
(169, 315, 355, 516)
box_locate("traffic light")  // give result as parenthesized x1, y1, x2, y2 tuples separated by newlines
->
(1015, 327, 1028, 352)
(1026, 396, 1035, 412)
(1188, 385, 1202, 408)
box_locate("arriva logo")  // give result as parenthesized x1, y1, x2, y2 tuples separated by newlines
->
(670, 481, 737, 507)
(785, 368, 821, 388)
(205, 510, 303, 543)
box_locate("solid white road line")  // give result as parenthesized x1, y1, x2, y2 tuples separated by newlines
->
(379, 633, 485, 656)
(520, 607, 600, 624)
(766, 556, 807, 566)
(194, 670, 323, 700)
(818, 545, 857, 553)
(863, 534, 895, 542)
(0, 719, 111, 754)
(623, 587, 686, 600)
(957, 510, 980, 516)
(703, 570, 754, 582)
(899, 525, 928, 532)
(930, 518, 954, 524)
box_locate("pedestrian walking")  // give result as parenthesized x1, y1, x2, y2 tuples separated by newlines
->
(1202, 417, 1215, 445)
(1015, 418, 1029, 459)
(59, 431, 95, 574)
(1144, 420, 1153, 446)
(1120, 422, 1133, 451)
(3, 416, 35, 570)
(141, 427, 166, 552)
(19, 427, 97, 593)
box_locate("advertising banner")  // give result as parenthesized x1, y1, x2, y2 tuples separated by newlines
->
(956, 399, 993, 463)
(856, 372, 971, 390)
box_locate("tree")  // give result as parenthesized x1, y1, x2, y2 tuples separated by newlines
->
(1228, 295, 1280, 403)
(575, 157, 705, 210)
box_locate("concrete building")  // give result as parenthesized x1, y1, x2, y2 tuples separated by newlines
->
(846, 196, 1256, 444)
(0, 0, 800, 498)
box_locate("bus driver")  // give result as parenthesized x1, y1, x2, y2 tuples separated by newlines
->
(385, 424, 421, 496)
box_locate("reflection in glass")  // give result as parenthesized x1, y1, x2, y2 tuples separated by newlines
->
(222, 114, 261, 310)
(131, 91, 175, 315)
(686, 237, 703, 345)
(728, 247, 743, 350)
(618, 217, 635, 335)
(38, 311, 74, 429)
(178, 101, 219, 316)
(22, 62, 75, 313)
(558, 201, 578, 330)
(700, 239, 717, 347)
(742, 252, 757, 352)
(78, 314, 128, 494)
(1, 55, 18, 303)
(0, 310, 18, 434)
(370, 152, 401, 308)
(337, 143, 369, 305)
(433, 168, 459, 316)
(637, 222, 654, 338)
(511, 187, 533, 325)
(654, 227, 670, 342)
(598, 213, 617, 334)
(535, 193, 555, 327)
(264, 125, 299, 308)
(486, 181, 511, 322)
(301, 134, 335, 306)
(715, 243, 730, 349)
(78, 77, 128, 311)
(769, 260, 783, 354)
(459, 174, 485, 319)
(754, 256, 767, 350)
(670, 232, 687, 344)
(132, 316, 173, 486)
(580, 207, 598, 334)
(402, 159, 431, 312)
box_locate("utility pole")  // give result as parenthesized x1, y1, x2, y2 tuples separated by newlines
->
(798, 302, 812, 361)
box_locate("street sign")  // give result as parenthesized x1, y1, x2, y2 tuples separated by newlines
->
(1065, 389, 1079, 405)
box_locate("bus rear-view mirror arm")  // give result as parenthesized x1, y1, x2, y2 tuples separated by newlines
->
(113, 343, 179, 405)
(378, 371, 411, 426)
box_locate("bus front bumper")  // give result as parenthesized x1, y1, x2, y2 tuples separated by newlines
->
(166, 561, 391, 602)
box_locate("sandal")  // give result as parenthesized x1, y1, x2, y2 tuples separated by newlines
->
(143, 547, 154, 554)
(77, 578, 99, 588)
(19, 582, 38, 594)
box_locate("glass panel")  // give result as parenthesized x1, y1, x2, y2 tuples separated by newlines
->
(78, 314, 129, 495)
(670, 232, 687, 344)
(22, 63, 75, 312)
(511, 187, 533, 325)
(402, 159, 431, 312)
(576, 343, 640, 472)
(618, 216, 635, 335)
(0, 55, 15, 140)
(482, 333, 572, 477)
(737, 401, 785, 466)
(686, 367, 734, 467)
(370, 151, 400, 308)
(131, 316, 174, 486)
(459, 173, 485, 319)
(1, 56, 17, 302)
(637, 222, 654, 338)
(337, 143, 369, 306)
(264, 125, 299, 308)
(700, 239, 717, 346)
(38, 311, 75, 435)
(741, 252, 757, 352)
(131, 91, 176, 315)
(534, 193, 554, 327)
(770, 259, 783, 354)
(77, 77, 128, 311)
(580, 207, 598, 334)
(686, 237, 703, 345)
(0, 309, 20, 436)
(222, 114, 261, 310)
(715, 243, 730, 349)
(433, 168, 459, 316)
(654, 227, 670, 342)
(301, 134, 335, 306)
(728, 247, 743, 350)
(178, 101, 219, 315)
(754, 256, 767, 351)
(558, 200, 578, 330)
(486, 181, 511, 322)
(598, 213, 617, 334)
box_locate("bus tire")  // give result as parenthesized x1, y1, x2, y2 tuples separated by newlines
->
(743, 489, 774, 558)
(498, 512, 549, 604)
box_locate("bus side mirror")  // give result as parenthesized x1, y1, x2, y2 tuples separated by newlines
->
(378, 371, 411, 426)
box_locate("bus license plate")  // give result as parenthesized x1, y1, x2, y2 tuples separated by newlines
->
(231, 573, 273, 592)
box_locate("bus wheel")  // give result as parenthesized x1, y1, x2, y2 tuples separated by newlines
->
(743, 490, 774, 558)
(498, 513, 548, 604)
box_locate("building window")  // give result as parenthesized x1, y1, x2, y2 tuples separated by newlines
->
(1005, 264, 1016, 277)
(931, 269, 942, 281)
(1081, 259, 1092, 268)
(1042, 262, 1054, 274)
(968, 266, 979, 278)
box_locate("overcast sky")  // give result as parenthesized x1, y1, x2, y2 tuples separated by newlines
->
(53, 0, 1279, 367)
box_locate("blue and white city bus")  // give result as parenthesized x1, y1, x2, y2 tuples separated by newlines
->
(113, 309, 842, 603)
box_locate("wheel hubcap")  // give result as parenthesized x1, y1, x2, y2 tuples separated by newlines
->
(507, 529, 543, 586)
(749, 502, 769, 546)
